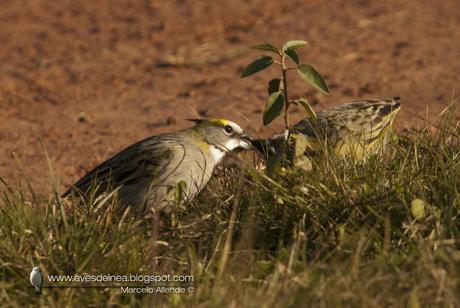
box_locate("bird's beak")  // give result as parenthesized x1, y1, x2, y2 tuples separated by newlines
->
(239, 133, 254, 150)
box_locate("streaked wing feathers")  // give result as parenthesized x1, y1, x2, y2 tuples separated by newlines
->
(62, 135, 176, 198)
(293, 97, 400, 144)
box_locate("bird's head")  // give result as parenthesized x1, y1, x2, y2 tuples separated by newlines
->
(188, 119, 253, 155)
(32, 267, 41, 273)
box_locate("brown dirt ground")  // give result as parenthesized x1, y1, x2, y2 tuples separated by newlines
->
(0, 0, 459, 193)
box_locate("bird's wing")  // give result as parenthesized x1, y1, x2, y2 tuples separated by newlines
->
(293, 98, 400, 144)
(62, 135, 179, 198)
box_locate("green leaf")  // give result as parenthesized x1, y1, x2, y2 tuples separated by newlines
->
(268, 78, 282, 95)
(297, 64, 330, 94)
(411, 199, 426, 220)
(284, 48, 299, 64)
(241, 56, 274, 78)
(283, 40, 308, 50)
(295, 97, 317, 121)
(250, 43, 279, 53)
(263, 92, 284, 125)
(174, 181, 187, 202)
(293, 133, 309, 158)
(292, 133, 312, 171)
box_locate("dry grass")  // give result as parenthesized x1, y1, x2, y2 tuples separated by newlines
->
(1, 114, 460, 307)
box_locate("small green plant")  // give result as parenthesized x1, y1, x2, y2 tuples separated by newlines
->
(240, 40, 329, 133)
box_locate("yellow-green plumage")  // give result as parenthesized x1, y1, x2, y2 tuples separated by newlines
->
(254, 97, 401, 161)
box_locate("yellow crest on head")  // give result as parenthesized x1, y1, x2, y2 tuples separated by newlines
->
(187, 118, 230, 127)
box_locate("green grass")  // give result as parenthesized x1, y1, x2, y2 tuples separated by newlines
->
(1, 115, 460, 307)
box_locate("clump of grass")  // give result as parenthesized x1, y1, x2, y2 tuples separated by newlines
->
(1, 112, 460, 306)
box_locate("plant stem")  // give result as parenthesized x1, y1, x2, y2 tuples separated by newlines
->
(281, 54, 290, 139)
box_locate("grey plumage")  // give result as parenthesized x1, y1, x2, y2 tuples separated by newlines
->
(62, 119, 252, 214)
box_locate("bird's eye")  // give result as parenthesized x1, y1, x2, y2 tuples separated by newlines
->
(224, 125, 233, 134)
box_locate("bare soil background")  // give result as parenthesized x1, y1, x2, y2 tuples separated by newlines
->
(0, 0, 459, 192)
